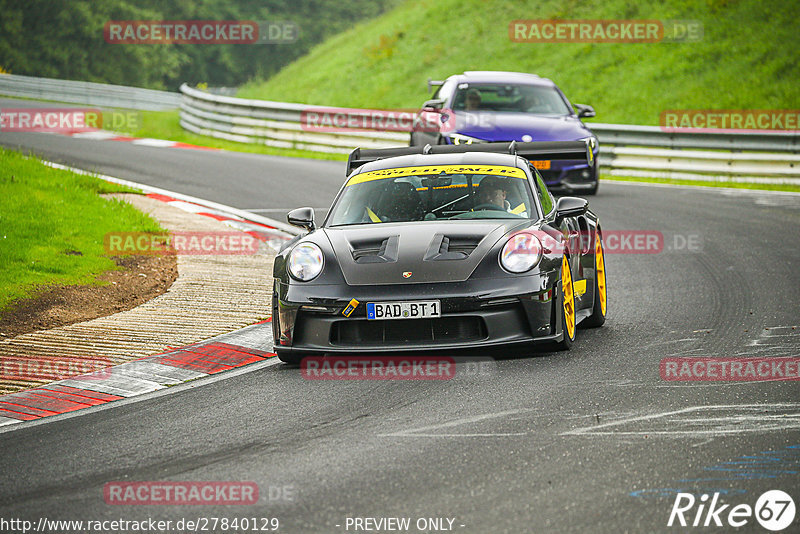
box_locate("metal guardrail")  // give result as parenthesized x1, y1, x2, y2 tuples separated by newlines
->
(2, 73, 796, 183)
(592, 123, 800, 184)
(2, 74, 794, 183)
(589, 123, 800, 153)
(180, 84, 800, 184)
(179, 84, 406, 152)
(597, 146, 800, 184)
(0, 73, 180, 111)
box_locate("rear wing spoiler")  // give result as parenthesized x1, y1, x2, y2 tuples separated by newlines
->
(346, 140, 594, 176)
(427, 78, 444, 92)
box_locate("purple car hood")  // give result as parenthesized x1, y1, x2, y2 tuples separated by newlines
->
(454, 112, 592, 142)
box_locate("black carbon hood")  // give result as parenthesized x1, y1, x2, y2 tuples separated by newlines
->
(322, 220, 527, 285)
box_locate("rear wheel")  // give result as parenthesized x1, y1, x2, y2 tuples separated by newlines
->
(584, 231, 607, 327)
(553, 255, 576, 350)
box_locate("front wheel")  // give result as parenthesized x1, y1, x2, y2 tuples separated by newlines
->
(553, 254, 577, 350)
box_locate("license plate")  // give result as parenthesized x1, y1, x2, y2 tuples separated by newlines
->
(366, 301, 441, 320)
(531, 160, 551, 170)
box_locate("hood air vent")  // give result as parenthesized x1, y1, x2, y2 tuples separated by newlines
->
(424, 234, 482, 261)
(350, 235, 399, 264)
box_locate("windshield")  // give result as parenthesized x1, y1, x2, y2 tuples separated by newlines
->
(328, 164, 536, 226)
(452, 83, 572, 115)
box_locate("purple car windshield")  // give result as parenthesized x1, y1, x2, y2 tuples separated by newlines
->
(453, 84, 572, 115)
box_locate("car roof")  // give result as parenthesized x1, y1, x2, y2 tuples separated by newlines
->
(449, 71, 556, 87)
(355, 152, 527, 174)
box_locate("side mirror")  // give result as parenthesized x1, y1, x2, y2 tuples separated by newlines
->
(575, 104, 596, 119)
(554, 197, 588, 225)
(422, 98, 446, 112)
(287, 207, 315, 231)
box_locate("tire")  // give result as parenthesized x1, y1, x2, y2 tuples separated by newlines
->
(553, 254, 577, 350)
(584, 231, 607, 327)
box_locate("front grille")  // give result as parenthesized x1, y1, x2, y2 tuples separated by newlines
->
(563, 167, 594, 183)
(330, 316, 487, 346)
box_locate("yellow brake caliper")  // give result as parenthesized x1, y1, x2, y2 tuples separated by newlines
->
(562, 255, 575, 339)
(596, 233, 607, 315)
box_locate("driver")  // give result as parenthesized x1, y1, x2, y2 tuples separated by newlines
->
(475, 176, 510, 210)
(464, 88, 482, 111)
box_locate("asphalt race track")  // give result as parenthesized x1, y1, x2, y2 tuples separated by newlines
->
(1, 122, 799, 533)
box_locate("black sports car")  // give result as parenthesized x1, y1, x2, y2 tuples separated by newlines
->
(272, 141, 607, 364)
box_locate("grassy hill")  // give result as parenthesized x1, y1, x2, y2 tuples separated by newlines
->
(237, 0, 799, 125)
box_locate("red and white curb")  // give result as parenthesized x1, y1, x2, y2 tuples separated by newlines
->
(143, 192, 294, 251)
(0, 320, 278, 427)
(0, 161, 301, 429)
(68, 130, 220, 151)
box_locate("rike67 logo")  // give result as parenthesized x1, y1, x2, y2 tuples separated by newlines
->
(668, 490, 795, 531)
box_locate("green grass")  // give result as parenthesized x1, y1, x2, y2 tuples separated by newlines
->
(0, 148, 165, 312)
(601, 175, 800, 192)
(126, 110, 347, 161)
(238, 0, 799, 126)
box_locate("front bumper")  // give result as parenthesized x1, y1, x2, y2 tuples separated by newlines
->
(273, 275, 564, 355)
(540, 160, 597, 192)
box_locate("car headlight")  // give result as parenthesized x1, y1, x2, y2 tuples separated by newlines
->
(448, 133, 485, 145)
(288, 243, 324, 281)
(499, 233, 542, 273)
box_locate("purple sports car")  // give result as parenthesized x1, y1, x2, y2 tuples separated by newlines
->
(411, 71, 599, 195)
